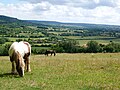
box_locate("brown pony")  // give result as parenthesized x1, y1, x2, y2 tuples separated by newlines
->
(45, 50, 56, 56)
(9, 41, 31, 77)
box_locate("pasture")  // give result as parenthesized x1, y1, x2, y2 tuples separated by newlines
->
(0, 53, 120, 90)
(63, 36, 120, 45)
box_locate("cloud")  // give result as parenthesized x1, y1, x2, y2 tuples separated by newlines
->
(0, 3, 34, 19)
(20, 0, 117, 9)
(20, 0, 68, 5)
(98, 0, 116, 7)
(33, 2, 52, 12)
(0, 0, 120, 25)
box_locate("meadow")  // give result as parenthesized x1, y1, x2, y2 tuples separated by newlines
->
(0, 53, 120, 90)
(63, 36, 120, 45)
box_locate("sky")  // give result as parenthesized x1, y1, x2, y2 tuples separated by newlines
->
(0, 0, 120, 25)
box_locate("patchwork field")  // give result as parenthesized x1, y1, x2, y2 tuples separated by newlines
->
(63, 36, 120, 45)
(0, 53, 120, 90)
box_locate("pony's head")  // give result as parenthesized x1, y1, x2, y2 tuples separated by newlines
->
(16, 51, 25, 77)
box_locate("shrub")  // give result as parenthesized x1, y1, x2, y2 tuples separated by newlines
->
(0, 44, 11, 56)
(86, 41, 100, 53)
(0, 37, 9, 44)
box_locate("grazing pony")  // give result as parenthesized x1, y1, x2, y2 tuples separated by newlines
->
(45, 50, 56, 56)
(9, 41, 31, 77)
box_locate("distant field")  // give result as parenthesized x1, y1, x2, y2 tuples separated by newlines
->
(3, 35, 120, 46)
(63, 36, 120, 45)
(0, 53, 120, 90)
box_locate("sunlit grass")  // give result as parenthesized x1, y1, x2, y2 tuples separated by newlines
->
(0, 53, 120, 90)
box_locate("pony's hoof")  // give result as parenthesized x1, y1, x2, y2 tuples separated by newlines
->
(27, 69, 31, 72)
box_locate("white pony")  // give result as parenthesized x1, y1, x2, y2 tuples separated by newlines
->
(9, 41, 31, 77)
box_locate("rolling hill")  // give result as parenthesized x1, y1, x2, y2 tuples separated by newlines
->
(1, 15, 120, 32)
(0, 15, 120, 54)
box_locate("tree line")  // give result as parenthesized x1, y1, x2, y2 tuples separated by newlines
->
(51, 40, 120, 53)
(32, 40, 120, 54)
(0, 39, 120, 56)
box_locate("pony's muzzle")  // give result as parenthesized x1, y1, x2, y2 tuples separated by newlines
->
(16, 67, 24, 77)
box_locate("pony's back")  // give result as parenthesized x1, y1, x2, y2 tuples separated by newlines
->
(19, 41, 31, 54)
(9, 41, 31, 58)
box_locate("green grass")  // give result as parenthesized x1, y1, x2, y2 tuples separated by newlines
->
(0, 53, 120, 90)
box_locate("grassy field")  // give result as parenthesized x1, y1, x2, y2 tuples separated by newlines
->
(63, 36, 120, 45)
(0, 53, 120, 90)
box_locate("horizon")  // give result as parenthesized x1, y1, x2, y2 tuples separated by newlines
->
(0, 0, 120, 25)
(1, 14, 120, 26)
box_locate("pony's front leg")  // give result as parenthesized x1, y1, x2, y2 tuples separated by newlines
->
(25, 57, 31, 72)
(11, 61, 16, 74)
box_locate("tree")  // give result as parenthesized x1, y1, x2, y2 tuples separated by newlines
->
(104, 45, 115, 53)
(53, 40, 79, 53)
(0, 44, 11, 56)
(103, 42, 120, 53)
(0, 37, 9, 44)
(87, 41, 100, 53)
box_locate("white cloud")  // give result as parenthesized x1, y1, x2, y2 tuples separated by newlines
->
(1, 0, 120, 25)
(33, 2, 52, 12)
(0, 3, 34, 19)
(20, 0, 117, 9)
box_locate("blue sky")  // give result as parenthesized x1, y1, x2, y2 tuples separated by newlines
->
(0, 0, 19, 4)
(0, 0, 120, 25)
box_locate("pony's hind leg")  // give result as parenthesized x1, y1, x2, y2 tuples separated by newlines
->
(54, 52, 56, 56)
(25, 57, 31, 72)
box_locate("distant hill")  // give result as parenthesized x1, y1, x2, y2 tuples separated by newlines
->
(0, 15, 38, 26)
(0, 15, 18, 22)
(27, 20, 120, 31)
(1, 15, 120, 32)
(0, 15, 120, 47)
(28, 20, 61, 25)
(0, 15, 21, 24)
